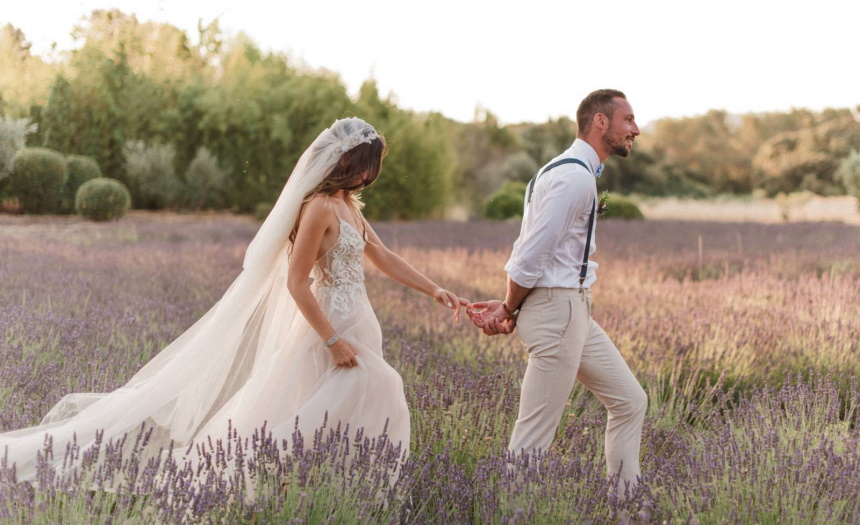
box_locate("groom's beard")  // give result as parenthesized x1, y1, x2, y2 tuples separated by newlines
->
(603, 124, 634, 157)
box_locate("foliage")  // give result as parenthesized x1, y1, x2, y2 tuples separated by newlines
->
(451, 110, 521, 212)
(0, 116, 37, 174)
(752, 116, 860, 196)
(516, 116, 578, 166)
(74, 177, 130, 221)
(40, 76, 75, 154)
(254, 201, 273, 221)
(643, 110, 751, 193)
(2, 13, 859, 217)
(59, 155, 101, 213)
(183, 147, 229, 209)
(0, 24, 55, 118)
(502, 151, 540, 183)
(483, 181, 526, 220)
(123, 140, 180, 209)
(162, 39, 354, 212)
(40, 48, 129, 180)
(602, 193, 644, 219)
(0, 116, 37, 195)
(834, 149, 860, 204)
(8, 147, 66, 213)
(354, 81, 456, 220)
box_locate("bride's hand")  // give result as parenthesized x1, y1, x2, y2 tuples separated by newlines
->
(433, 288, 470, 321)
(328, 339, 358, 368)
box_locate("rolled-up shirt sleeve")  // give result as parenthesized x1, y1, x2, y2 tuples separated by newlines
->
(504, 169, 594, 288)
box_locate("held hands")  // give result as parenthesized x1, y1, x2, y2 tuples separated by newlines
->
(467, 299, 516, 336)
(432, 287, 471, 321)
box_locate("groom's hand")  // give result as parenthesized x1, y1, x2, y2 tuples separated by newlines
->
(468, 300, 516, 336)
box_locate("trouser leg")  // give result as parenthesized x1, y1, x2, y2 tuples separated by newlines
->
(576, 312, 647, 490)
(508, 288, 589, 455)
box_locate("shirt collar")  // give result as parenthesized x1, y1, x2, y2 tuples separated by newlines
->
(568, 138, 604, 178)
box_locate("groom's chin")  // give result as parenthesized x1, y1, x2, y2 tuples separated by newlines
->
(613, 146, 631, 157)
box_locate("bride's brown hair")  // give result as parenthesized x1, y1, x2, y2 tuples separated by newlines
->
(290, 135, 388, 245)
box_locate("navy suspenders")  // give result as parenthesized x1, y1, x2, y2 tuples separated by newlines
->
(525, 157, 597, 288)
(526, 158, 590, 204)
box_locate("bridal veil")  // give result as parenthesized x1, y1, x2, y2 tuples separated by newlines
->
(0, 118, 382, 482)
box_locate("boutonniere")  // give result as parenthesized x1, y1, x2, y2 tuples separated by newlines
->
(597, 191, 609, 218)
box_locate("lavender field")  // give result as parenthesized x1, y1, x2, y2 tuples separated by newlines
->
(1, 212, 859, 524)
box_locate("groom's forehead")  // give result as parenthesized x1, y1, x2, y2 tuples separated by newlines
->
(612, 98, 634, 118)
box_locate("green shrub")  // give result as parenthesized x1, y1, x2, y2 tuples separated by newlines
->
(483, 181, 527, 220)
(60, 155, 101, 213)
(254, 202, 274, 221)
(602, 194, 644, 219)
(184, 147, 229, 209)
(503, 152, 540, 183)
(9, 147, 67, 214)
(835, 149, 860, 205)
(123, 140, 180, 209)
(75, 178, 131, 221)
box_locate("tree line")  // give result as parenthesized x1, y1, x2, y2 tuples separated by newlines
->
(1, 11, 858, 220)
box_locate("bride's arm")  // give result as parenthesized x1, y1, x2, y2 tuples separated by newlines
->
(361, 218, 466, 317)
(287, 198, 358, 368)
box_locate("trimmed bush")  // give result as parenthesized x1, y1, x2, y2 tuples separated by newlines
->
(60, 155, 102, 213)
(75, 178, 131, 222)
(603, 194, 644, 219)
(9, 147, 67, 214)
(483, 181, 527, 220)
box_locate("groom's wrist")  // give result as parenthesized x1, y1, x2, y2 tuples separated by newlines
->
(502, 301, 520, 318)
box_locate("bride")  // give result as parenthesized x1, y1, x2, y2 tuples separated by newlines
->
(0, 117, 465, 484)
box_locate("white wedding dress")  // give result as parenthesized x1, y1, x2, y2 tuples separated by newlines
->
(0, 118, 410, 485)
(192, 216, 410, 454)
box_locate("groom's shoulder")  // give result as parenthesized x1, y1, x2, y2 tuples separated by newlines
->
(543, 157, 592, 187)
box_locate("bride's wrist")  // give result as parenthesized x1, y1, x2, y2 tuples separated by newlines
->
(428, 285, 444, 298)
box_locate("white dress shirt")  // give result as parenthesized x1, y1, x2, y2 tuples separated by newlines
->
(504, 138, 603, 289)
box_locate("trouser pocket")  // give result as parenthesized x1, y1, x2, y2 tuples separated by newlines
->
(517, 291, 575, 355)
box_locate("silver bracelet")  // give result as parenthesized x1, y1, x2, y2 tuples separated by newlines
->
(325, 334, 341, 348)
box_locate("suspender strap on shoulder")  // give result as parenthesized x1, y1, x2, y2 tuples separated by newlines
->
(579, 197, 597, 288)
(524, 156, 597, 289)
(526, 157, 590, 204)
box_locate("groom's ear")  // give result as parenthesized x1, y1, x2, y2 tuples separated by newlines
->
(594, 112, 609, 132)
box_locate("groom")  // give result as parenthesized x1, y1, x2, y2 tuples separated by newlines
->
(469, 89, 647, 490)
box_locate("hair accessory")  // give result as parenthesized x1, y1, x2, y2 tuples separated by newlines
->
(339, 128, 379, 153)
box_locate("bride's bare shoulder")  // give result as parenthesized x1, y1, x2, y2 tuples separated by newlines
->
(298, 194, 337, 229)
(302, 193, 334, 214)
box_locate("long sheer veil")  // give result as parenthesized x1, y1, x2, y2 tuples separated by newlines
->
(0, 117, 381, 482)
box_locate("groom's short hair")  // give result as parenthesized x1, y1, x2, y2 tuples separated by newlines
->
(577, 89, 627, 136)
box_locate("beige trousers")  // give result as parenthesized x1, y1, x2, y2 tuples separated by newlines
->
(509, 287, 647, 488)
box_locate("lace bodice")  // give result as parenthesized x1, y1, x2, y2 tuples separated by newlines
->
(312, 219, 367, 318)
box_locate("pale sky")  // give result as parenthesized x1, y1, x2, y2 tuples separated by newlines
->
(4, 0, 859, 126)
